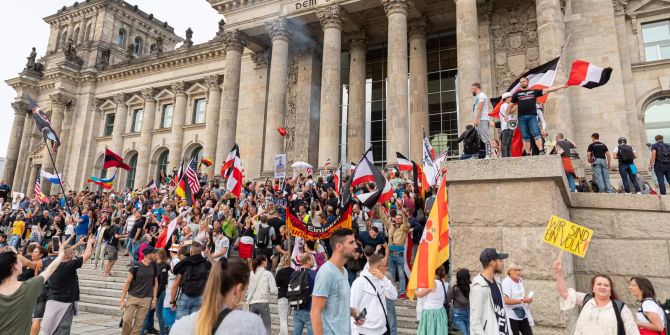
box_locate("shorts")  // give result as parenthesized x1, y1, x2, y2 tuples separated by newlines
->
(33, 293, 47, 319)
(106, 244, 118, 261)
(517, 114, 542, 141)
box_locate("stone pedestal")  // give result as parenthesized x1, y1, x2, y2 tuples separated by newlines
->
(456, 0, 481, 132)
(347, 31, 367, 162)
(134, 88, 156, 189)
(409, 18, 429, 162)
(170, 82, 187, 171)
(317, 5, 346, 167)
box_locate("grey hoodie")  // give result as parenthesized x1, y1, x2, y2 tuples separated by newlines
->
(469, 273, 511, 335)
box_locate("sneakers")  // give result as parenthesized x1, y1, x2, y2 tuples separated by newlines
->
(539, 150, 546, 155)
(636, 192, 642, 195)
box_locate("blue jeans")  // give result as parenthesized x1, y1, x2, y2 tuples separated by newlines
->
(452, 307, 470, 335)
(517, 114, 541, 141)
(566, 173, 576, 192)
(131, 241, 141, 265)
(9, 234, 20, 248)
(592, 158, 613, 193)
(618, 164, 641, 193)
(141, 291, 166, 334)
(388, 251, 406, 295)
(655, 167, 670, 195)
(75, 234, 87, 253)
(386, 299, 397, 335)
(175, 294, 202, 321)
(293, 309, 313, 335)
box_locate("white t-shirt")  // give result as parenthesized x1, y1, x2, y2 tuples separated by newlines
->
(213, 235, 230, 260)
(65, 223, 75, 236)
(474, 92, 489, 121)
(500, 103, 514, 130)
(502, 276, 526, 321)
(419, 279, 448, 309)
(637, 299, 666, 328)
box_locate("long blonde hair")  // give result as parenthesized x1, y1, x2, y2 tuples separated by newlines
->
(195, 258, 250, 335)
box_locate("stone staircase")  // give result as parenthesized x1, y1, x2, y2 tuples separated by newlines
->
(77, 255, 423, 334)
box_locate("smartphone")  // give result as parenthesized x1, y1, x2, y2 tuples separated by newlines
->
(355, 308, 367, 321)
(52, 237, 60, 252)
(528, 291, 535, 298)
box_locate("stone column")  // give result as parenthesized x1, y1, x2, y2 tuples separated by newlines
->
(4, 102, 27, 187)
(382, 0, 411, 162)
(456, 0, 481, 132)
(536, 0, 572, 137)
(263, 18, 292, 173)
(12, 110, 33, 191)
(214, 30, 247, 178)
(317, 6, 347, 166)
(346, 31, 368, 162)
(26, 163, 39, 197)
(170, 82, 187, 170)
(409, 18, 430, 162)
(204, 75, 221, 176)
(134, 88, 156, 189)
(41, 93, 68, 195)
(111, 94, 128, 155)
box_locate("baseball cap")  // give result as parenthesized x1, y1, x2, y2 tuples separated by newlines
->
(142, 246, 159, 256)
(502, 92, 512, 100)
(168, 245, 180, 253)
(479, 248, 509, 263)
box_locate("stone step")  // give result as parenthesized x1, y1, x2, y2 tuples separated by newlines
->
(78, 301, 123, 318)
(79, 268, 129, 277)
(79, 279, 125, 290)
(79, 273, 128, 283)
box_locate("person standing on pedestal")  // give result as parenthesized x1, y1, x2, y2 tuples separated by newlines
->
(471, 83, 491, 159)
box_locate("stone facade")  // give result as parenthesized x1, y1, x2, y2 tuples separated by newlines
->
(4, 0, 670, 192)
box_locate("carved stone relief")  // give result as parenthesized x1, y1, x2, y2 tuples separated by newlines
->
(284, 50, 300, 161)
(491, 3, 539, 95)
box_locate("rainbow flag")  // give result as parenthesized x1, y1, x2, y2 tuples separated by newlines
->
(407, 177, 450, 300)
(87, 172, 116, 190)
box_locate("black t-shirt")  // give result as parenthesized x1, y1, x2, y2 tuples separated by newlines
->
(47, 257, 84, 302)
(267, 217, 283, 240)
(483, 275, 508, 334)
(130, 218, 144, 241)
(511, 89, 543, 116)
(105, 225, 121, 247)
(555, 140, 575, 158)
(587, 141, 609, 160)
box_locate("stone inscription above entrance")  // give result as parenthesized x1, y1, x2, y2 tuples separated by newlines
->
(283, 0, 344, 16)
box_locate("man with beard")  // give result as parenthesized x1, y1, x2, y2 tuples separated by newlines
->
(470, 248, 511, 335)
(510, 77, 568, 155)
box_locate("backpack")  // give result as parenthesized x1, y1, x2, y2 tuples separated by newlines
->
(618, 145, 635, 164)
(658, 143, 670, 166)
(180, 260, 209, 296)
(640, 298, 670, 335)
(463, 128, 481, 154)
(287, 269, 311, 310)
(256, 225, 271, 248)
(582, 294, 625, 335)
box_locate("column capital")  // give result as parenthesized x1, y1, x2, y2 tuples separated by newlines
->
(172, 81, 188, 95)
(113, 93, 128, 106)
(222, 29, 248, 53)
(141, 88, 157, 101)
(612, 0, 628, 16)
(265, 18, 292, 42)
(346, 30, 368, 52)
(11, 101, 29, 115)
(408, 17, 430, 41)
(381, 0, 413, 16)
(316, 5, 348, 30)
(477, 0, 494, 23)
(49, 93, 72, 109)
(89, 97, 102, 113)
(251, 50, 271, 69)
(204, 75, 220, 90)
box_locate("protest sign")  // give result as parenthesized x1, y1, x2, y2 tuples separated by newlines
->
(542, 215, 593, 257)
(274, 154, 287, 179)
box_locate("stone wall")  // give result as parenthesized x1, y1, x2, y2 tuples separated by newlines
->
(444, 156, 670, 334)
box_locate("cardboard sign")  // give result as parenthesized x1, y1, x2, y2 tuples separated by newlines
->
(274, 154, 287, 179)
(543, 215, 593, 257)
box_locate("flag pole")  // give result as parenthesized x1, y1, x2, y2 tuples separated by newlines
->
(43, 138, 73, 215)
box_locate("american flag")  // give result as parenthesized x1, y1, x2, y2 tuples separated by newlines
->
(185, 158, 201, 194)
(34, 174, 48, 204)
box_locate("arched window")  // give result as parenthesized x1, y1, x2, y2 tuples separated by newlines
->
(190, 146, 202, 162)
(73, 27, 80, 43)
(157, 150, 169, 180)
(117, 28, 126, 46)
(55, 30, 62, 50)
(134, 36, 143, 55)
(85, 23, 92, 42)
(126, 153, 138, 189)
(644, 97, 670, 145)
(60, 31, 68, 49)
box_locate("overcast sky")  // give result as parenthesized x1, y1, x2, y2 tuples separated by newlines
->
(0, 0, 221, 157)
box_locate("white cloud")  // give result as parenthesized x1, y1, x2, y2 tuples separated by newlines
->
(0, 0, 220, 157)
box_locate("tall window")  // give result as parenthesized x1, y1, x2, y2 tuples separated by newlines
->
(126, 154, 138, 189)
(85, 23, 92, 42)
(134, 36, 143, 55)
(427, 32, 459, 158)
(192, 98, 206, 124)
(644, 97, 670, 144)
(157, 150, 169, 180)
(60, 31, 68, 50)
(643, 20, 670, 61)
(131, 108, 143, 133)
(117, 28, 126, 46)
(104, 114, 115, 136)
(73, 27, 80, 44)
(160, 104, 173, 128)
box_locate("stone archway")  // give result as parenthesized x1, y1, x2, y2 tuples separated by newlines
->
(121, 150, 139, 190)
(182, 142, 203, 164)
(149, 146, 170, 184)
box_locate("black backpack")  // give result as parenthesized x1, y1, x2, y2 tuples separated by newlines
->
(640, 298, 670, 335)
(180, 260, 209, 296)
(582, 294, 625, 335)
(658, 143, 670, 165)
(463, 128, 481, 155)
(287, 269, 311, 310)
(256, 225, 271, 248)
(618, 145, 635, 164)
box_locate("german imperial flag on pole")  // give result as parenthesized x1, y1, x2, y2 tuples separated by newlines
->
(407, 176, 450, 300)
(103, 148, 131, 170)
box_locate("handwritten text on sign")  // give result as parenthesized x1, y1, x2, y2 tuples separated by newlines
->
(542, 215, 593, 257)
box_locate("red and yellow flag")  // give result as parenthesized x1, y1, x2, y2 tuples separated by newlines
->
(407, 177, 450, 300)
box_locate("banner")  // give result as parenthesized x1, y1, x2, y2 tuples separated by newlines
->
(286, 203, 352, 241)
(542, 215, 593, 257)
(274, 154, 287, 179)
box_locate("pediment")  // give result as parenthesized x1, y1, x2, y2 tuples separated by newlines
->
(185, 83, 207, 95)
(155, 89, 175, 101)
(126, 94, 144, 106)
(99, 99, 116, 111)
(629, 0, 670, 15)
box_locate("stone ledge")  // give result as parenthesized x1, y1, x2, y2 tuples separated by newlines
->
(570, 192, 668, 212)
(445, 155, 565, 182)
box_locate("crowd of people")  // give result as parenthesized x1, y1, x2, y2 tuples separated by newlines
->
(0, 163, 667, 335)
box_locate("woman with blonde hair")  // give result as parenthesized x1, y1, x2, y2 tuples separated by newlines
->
(171, 258, 265, 335)
(502, 263, 534, 335)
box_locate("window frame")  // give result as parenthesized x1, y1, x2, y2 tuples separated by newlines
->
(160, 103, 174, 129)
(642, 20, 670, 62)
(192, 98, 206, 124)
(131, 108, 143, 133)
(103, 113, 115, 137)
